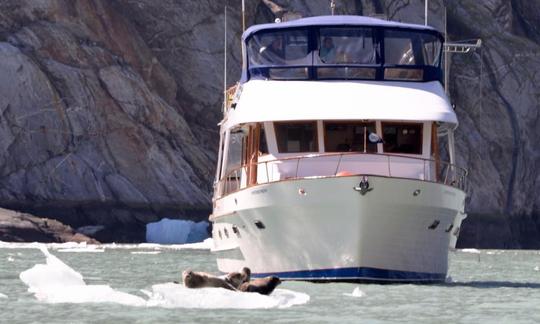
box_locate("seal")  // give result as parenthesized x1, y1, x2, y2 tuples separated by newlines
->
(238, 276, 281, 295)
(225, 267, 251, 289)
(182, 269, 236, 290)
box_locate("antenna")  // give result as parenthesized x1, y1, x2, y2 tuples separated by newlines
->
(223, 5, 228, 113)
(242, 0, 246, 32)
(424, 0, 428, 26)
(330, 0, 336, 15)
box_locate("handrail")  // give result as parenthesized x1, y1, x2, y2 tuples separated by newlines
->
(216, 152, 468, 198)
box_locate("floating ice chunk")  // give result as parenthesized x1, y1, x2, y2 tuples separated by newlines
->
(534, 266, 539, 271)
(57, 246, 105, 253)
(7, 256, 14, 262)
(0, 293, 7, 299)
(461, 248, 481, 254)
(146, 218, 209, 244)
(344, 287, 365, 298)
(168, 238, 214, 250)
(19, 247, 146, 306)
(145, 283, 310, 309)
(131, 251, 161, 255)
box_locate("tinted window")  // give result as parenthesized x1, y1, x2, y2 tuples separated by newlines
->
(324, 122, 377, 152)
(382, 123, 423, 154)
(224, 130, 245, 177)
(247, 29, 310, 67)
(260, 125, 269, 154)
(318, 27, 377, 64)
(275, 122, 318, 153)
(384, 30, 441, 66)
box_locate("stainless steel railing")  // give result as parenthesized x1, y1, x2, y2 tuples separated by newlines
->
(215, 152, 467, 198)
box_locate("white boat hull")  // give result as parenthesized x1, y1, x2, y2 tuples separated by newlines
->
(211, 175, 466, 282)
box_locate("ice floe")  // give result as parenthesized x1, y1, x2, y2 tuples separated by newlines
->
(57, 246, 105, 253)
(144, 283, 310, 309)
(19, 247, 309, 309)
(0, 238, 214, 251)
(460, 248, 481, 254)
(130, 251, 161, 255)
(344, 287, 365, 298)
(0, 293, 7, 299)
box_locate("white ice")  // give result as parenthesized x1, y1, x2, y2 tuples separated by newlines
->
(19, 247, 310, 309)
(19, 246, 146, 306)
(145, 218, 209, 244)
(0, 293, 7, 299)
(144, 283, 310, 309)
(0, 238, 214, 251)
(344, 287, 365, 298)
(131, 251, 161, 255)
(57, 246, 105, 253)
(460, 248, 481, 254)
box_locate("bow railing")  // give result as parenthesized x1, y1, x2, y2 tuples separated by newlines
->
(215, 152, 467, 198)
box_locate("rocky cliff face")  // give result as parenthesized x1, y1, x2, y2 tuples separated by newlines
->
(0, 0, 538, 246)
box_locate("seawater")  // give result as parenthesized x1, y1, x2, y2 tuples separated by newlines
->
(1, 242, 540, 323)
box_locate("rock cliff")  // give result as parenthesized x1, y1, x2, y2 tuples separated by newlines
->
(0, 0, 538, 246)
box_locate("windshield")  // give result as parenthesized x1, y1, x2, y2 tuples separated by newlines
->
(384, 30, 441, 66)
(247, 29, 310, 67)
(244, 26, 443, 82)
(317, 27, 377, 64)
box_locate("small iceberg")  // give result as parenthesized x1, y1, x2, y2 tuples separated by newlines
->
(19, 246, 146, 306)
(0, 293, 7, 299)
(344, 287, 365, 298)
(145, 219, 209, 244)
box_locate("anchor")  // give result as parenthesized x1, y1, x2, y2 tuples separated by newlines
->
(354, 177, 373, 195)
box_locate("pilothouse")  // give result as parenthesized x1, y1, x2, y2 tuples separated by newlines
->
(210, 16, 467, 282)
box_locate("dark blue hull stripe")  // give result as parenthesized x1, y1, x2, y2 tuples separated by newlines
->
(251, 267, 446, 282)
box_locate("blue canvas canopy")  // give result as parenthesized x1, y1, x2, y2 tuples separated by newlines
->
(242, 15, 439, 41)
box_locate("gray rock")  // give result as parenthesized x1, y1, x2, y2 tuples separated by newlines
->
(0, 0, 538, 246)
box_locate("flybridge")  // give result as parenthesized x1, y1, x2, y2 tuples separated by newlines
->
(240, 15, 444, 83)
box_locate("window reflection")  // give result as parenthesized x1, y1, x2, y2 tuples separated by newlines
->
(384, 30, 441, 66)
(318, 27, 377, 64)
(274, 122, 318, 153)
(382, 123, 423, 154)
(324, 122, 377, 153)
(247, 29, 310, 67)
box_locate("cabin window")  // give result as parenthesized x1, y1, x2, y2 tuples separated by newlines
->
(223, 130, 245, 178)
(318, 27, 377, 65)
(382, 123, 423, 154)
(324, 122, 377, 153)
(384, 30, 441, 66)
(247, 29, 310, 67)
(260, 125, 269, 155)
(274, 122, 318, 153)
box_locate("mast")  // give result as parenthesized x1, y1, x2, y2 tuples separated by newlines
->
(223, 5, 228, 114)
(425, 0, 428, 26)
(242, 0, 246, 32)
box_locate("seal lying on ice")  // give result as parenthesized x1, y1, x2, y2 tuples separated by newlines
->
(238, 276, 281, 295)
(227, 267, 281, 295)
(224, 267, 251, 288)
(182, 267, 281, 295)
(182, 269, 236, 290)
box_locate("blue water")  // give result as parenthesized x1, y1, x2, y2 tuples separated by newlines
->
(1, 243, 540, 323)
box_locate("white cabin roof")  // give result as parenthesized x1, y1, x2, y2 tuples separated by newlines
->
(223, 80, 457, 129)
